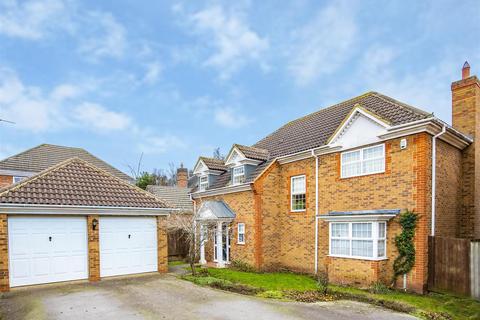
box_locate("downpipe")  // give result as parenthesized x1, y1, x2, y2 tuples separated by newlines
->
(431, 125, 446, 237)
(312, 150, 319, 274)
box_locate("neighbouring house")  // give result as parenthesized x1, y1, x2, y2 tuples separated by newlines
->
(190, 62, 479, 293)
(147, 165, 194, 259)
(0, 157, 175, 292)
(0, 143, 133, 188)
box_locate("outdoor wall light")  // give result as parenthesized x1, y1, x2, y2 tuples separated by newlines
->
(92, 218, 98, 230)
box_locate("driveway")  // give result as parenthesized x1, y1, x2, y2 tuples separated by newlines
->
(0, 273, 417, 320)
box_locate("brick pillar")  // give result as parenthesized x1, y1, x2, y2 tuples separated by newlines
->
(176, 166, 188, 188)
(451, 64, 480, 238)
(87, 215, 100, 282)
(0, 214, 9, 292)
(157, 216, 168, 273)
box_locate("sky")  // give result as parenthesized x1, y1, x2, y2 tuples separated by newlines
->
(0, 0, 479, 176)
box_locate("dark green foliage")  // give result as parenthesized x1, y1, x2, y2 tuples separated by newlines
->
(136, 172, 156, 190)
(230, 260, 256, 273)
(393, 210, 418, 281)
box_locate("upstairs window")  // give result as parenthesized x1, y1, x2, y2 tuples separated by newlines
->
(330, 221, 387, 260)
(232, 166, 246, 185)
(341, 144, 385, 178)
(13, 176, 26, 183)
(199, 175, 208, 191)
(290, 175, 306, 212)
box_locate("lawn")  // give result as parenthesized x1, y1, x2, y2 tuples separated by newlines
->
(186, 268, 480, 320)
(168, 260, 186, 266)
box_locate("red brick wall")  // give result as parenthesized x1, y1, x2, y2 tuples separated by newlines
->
(435, 140, 462, 237)
(157, 216, 168, 273)
(0, 175, 12, 189)
(87, 215, 100, 282)
(0, 214, 9, 292)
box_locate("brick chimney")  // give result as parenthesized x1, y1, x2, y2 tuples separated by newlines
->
(452, 61, 480, 239)
(176, 163, 188, 188)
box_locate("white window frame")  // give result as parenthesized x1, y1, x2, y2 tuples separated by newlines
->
(232, 166, 245, 185)
(340, 144, 385, 179)
(13, 176, 26, 183)
(290, 175, 306, 212)
(329, 221, 387, 260)
(237, 223, 245, 244)
(199, 175, 208, 191)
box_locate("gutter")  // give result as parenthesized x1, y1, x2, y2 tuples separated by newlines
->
(312, 150, 320, 274)
(431, 125, 446, 236)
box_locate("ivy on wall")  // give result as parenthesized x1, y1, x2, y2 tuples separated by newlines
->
(393, 210, 418, 283)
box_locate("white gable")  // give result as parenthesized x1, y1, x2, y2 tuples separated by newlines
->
(330, 112, 389, 150)
(225, 147, 246, 166)
(193, 160, 208, 175)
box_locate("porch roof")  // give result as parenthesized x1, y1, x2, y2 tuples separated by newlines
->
(196, 200, 236, 221)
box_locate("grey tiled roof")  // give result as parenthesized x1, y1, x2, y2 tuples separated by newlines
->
(194, 91, 433, 192)
(196, 200, 236, 220)
(146, 185, 193, 212)
(200, 157, 228, 171)
(0, 158, 170, 208)
(254, 92, 431, 157)
(0, 144, 133, 182)
(234, 144, 269, 161)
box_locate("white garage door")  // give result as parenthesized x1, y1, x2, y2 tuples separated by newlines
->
(99, 217, 157, 277)
(8, 216, 88, 287)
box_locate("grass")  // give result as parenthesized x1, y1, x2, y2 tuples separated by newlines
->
(185, 268, 480, 320)
(168, 260, 187, 266)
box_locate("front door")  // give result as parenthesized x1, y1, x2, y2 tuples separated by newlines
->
(213, 224, 230, 263)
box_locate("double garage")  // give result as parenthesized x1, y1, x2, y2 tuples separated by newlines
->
(0, 158, 172, 291)
(8, 216, 159, 288)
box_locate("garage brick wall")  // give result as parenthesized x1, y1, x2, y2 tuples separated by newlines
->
(0, 214, 9, 291)
(157, 216, 168, 273)
(87, 215, 100, 282)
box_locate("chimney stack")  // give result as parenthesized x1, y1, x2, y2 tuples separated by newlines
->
(451, 61, 480, 239)
(462, 61, 471, 79)
(177, 163, 188, 188)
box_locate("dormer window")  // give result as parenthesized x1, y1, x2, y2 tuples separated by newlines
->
(232, 166, 245, 185)
(199, 175, 208, 191)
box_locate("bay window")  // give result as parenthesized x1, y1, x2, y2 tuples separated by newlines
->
(291, 175, 306, 212)
(341, 144, 385, 178)
(329, 221, 387, 260)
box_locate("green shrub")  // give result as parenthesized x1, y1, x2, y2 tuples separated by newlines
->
(316, 271, 329, 295)
(369, 281, 390, 294)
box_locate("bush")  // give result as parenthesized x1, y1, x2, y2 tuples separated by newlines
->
(316, 271, 329, 295)
(257, 290, 284, 299)
(230, 260, 256, 273)
(369, 281, 390, 294)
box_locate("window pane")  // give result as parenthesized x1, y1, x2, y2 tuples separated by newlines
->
(342, 150, 360, 163)
(331, 239, 350, 255)
(352, 223, 372, 238)
(352, 240, 373, 257)
(291, 176, 306, 193)
(362, 158, 384, 174)
(378, 222, 386, 238)
(238, 224, 245, 233)
(331, 223, 349, 237)
(342, 162, 361, 178)
(378, 240, 385, 257)
(239, 234, 245, 243)
(292, 194, 306, 210)
(363, 145, 383, 160)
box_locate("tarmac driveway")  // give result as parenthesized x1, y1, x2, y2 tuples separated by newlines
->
(0, 273, 417, 320)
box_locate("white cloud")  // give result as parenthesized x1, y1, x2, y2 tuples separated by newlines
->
(0, 0, 73, 39)
(287, 0, 357, 85)
(136, 132, 186, 155)
(79, 11, 126, 60)
(187, 5, 269, 79)
(73, 102, 131, 131)
(50, 83, 82, 101)
(142, 61, 163, 85)
(214, 107, 252, 128)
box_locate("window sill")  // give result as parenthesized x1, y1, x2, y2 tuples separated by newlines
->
(237, 242, 245, 245)
(340, 170, 386, 180)
(290, 209, 306, 213)
(328, 254, 388, 261)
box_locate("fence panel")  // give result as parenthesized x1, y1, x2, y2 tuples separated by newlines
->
(471, 241, 480, 299)
(168, 230, 188, 258)
(428, 236, 471, 296)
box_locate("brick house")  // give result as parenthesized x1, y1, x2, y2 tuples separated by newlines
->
(190, 63, 479, 293)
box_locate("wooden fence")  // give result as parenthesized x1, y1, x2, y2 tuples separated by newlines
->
(428, 236, 480, 299)
(168, 230, 188, 259)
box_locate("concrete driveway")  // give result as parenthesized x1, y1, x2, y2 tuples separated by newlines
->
(0, 273, 417, 320)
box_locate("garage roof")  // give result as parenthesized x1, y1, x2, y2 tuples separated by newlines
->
(0, 158, 171, 209)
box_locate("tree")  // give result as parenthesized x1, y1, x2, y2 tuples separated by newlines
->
(166, 211, 214, 276)
(136, 172, 156, 190)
